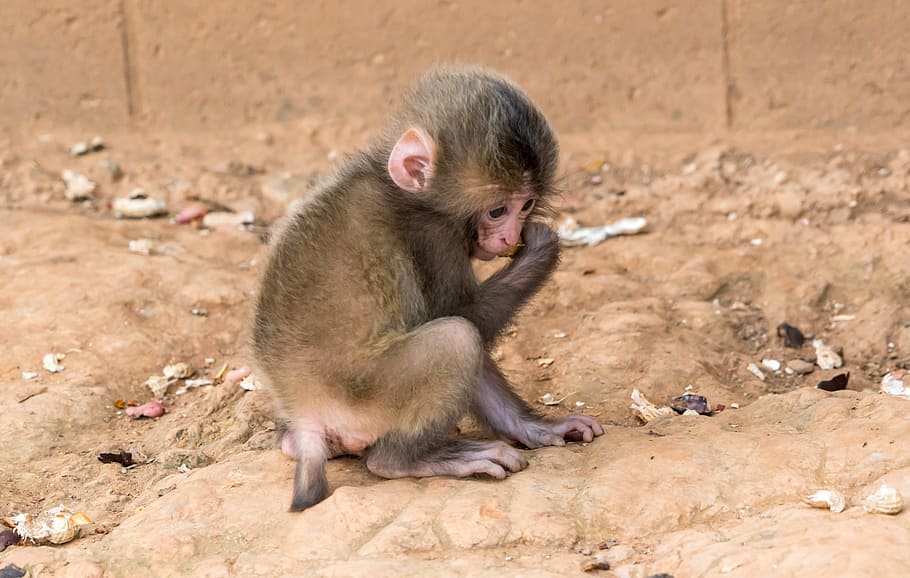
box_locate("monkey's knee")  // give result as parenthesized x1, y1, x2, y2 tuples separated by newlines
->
(422, 316, 484, 375)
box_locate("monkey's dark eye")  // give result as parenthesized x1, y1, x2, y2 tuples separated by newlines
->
(488, 206, 507, 219)
(521, 198, 536, 212)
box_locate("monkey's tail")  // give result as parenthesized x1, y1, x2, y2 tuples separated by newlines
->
(289, 429, 330, 512)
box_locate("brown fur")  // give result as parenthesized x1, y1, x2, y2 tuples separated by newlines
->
(252, 66, 602, 512)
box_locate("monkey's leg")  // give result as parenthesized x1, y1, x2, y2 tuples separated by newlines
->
(472, 356, 604, 448)
(364, 317, 528, 480)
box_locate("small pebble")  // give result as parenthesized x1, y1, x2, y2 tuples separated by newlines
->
(126, 401, 166, 419)
(746, 363, 766, 381)
(787, 359, 815, 375)
(175, 203, 209, 224)
(761, 358, 781, 372)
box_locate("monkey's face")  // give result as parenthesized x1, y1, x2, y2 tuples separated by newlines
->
(472, 191, 538, 261)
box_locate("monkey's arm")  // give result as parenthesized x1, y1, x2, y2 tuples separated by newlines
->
(471, 356, 603, 447)
(460, 221, 560, 345)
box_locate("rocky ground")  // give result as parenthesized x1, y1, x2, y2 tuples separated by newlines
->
(1, 125, 909, 577)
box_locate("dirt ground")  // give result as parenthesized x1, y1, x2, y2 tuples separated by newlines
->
(1, 114, 910, 578)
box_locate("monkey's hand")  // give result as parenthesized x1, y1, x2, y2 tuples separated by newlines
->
(512, 414, 604, 449)
(514, 220, 559, 264)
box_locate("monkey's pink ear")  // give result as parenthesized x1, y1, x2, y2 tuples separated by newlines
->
(388, 128, 436, 193)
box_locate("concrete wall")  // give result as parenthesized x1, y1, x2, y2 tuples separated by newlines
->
(2, 1, 908, 134)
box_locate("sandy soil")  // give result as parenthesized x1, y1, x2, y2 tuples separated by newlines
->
(1, 120, 909, 577)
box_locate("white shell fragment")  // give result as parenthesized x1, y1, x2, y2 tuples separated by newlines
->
(239, 374, 260, 391)
(202, 211, 255, 228)
(42, 352, 65, 373)
(145, 374, 173, 397)
(803, 489, 846, 513)
(128, 238, 155, 255)
(863, 484, 904, 515)
(10, 505, 92, 545)
(746, 362, 766, 381)
(630, 388, 674, 423)
(813, 339, 843, 370)
(175, 378, 213, 395)
(163, 362, 193, 379)
(61, 170, 97, 201)
(557, 216, 648, 247)
(537, 392, 576, 406)
(880, 372, 910, 400)
(113, 189, 168, 219)
(761, 358, 781, 372)
(70, 136, 104, 156)
(22, 371, 39, 380)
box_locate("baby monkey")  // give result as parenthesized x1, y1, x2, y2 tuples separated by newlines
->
(252, 66, 604, 511)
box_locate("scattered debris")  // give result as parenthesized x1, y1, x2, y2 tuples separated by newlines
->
(557, 216, 647, 247)
(787, 359, 815, 375)
(581, 553, 611, 572)
(16, 386, 47, 404)
(113, 399, 138, 410)
(214, 363, 230, 383)
(538, 392, 576, 406)
(175, 202, 209, 224)
(537, 357, 555, 368)
(224, 366, 252, 384)
(163, 362, 193, 379)
(175, 378, 213, 395)
(98, 450, 136, 467)
(145, 374, 174, 397)
(113, 189, 168, 219)
(777, 322, 806, 348)
(670, 393, 712, 415)
(128, 238, 156, 255)
(70, 136, 104, 156)
(863, 484, 904, 515)
(803, 489, 846, 513)
(0, 530, 19, 552)
(761, 358, 781, 372)
(745, 362, 766, 381)
(812, 339, 843, 370)
(239, 375, 260, 391)
(630, 389, 674, 423)
(552, 331, 567, 339)
(61, 170, 96, 201)
(125, 400, 166, 419)
(730, 402, 740, 409)
(21, 371, 38, 380)
(191, 307, 209, 317)
(816, 372, 849, 392)
(5, 506, 92, 545)
(830, 314, 856, 322)
(880, 372, 909, 400)
(177, 463, 191, 474)
(202, 211, 255, 229)
(42, 352, 65, 373)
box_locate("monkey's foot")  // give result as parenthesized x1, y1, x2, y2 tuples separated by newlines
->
(514, 414, 605, 448)
(366, 439, 528, 480)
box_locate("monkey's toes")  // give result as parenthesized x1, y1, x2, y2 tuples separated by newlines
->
(468, 460, 508, 480)
(493, 447, 529, 472)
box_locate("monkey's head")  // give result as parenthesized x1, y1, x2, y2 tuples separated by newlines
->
(382, 67, 559, 261)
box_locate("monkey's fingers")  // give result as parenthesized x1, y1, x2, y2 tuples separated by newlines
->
(548, 415, 605, 444)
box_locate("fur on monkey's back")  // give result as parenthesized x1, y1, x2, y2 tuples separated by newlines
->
(251, 161, 433, 398)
